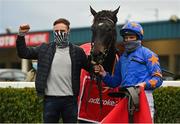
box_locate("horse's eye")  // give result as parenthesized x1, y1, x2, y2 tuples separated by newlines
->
(91, 26, 97, 32)
(91, 25, 95, 30)
(91, 28, 95, 32)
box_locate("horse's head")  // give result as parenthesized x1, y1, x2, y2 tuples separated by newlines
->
(90, 6, 120, 64)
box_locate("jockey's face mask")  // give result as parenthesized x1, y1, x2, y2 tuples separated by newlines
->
(123, 34, 141, 53)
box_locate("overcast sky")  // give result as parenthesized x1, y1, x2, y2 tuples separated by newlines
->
(0, 0, 180, 33)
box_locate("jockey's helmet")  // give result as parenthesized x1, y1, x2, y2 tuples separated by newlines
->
(120, 21, 144, 40)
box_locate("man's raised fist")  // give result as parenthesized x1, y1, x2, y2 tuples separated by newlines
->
(19, 24, 30, 34)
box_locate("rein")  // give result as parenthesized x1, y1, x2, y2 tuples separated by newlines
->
(97, 17, 115, 25)
(85, 16, 116, 115)
(108, 86, 140, 123)
(85, 51, 119, 115)
(90, 16, 115, 65)
(85, 39, 116, 114)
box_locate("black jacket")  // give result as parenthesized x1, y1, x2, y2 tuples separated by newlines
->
(16, 35, 89, 96)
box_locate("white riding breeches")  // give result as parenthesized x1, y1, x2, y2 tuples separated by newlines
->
(145, 90, 154, 122)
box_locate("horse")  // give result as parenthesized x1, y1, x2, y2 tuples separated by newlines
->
(78, 6, 120, 122)
(79, 7, 154, 123)
(90, 6, 120, 74)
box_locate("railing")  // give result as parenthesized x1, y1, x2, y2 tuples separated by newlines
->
(0, 81, 179, 88)
(0, 82, 34, 88)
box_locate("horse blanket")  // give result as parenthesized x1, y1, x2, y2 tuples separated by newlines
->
(78, 43, 152, 123)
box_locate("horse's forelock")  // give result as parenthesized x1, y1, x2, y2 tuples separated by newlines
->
(93, 10, 117, 24)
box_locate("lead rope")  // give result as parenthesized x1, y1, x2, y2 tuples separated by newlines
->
(111, 54, 119, 75)
(85, 74, 94, 112)
(85, 35, 115, 116)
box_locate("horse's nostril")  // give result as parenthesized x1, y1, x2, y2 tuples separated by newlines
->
(93, 50, 100, 55)
(93, 50, 105, 58)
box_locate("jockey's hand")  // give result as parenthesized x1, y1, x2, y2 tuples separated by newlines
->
(138, 82, 146, 88)
(93, 64, 106, 77)
(18, 24, 30, 36)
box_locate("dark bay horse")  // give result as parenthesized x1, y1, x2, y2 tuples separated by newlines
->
(89, 6, 120, 113)
(90, 6, 120, 74)
(79, 7, 153, 123)
(78, 6, 120, 122)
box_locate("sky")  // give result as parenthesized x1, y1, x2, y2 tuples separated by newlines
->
(0, 0, 180, 33)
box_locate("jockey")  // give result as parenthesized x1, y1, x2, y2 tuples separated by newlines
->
(94, 21, 163, 121)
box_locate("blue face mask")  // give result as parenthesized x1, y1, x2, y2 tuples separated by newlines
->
(32, 63, 37, 70)
(123, 40, 141, 53)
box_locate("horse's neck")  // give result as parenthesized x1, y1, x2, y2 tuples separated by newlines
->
(103, 48, 117, 75)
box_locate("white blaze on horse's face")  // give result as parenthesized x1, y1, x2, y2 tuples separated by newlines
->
(98, 23, 104, 26)
(93, 22, 111, 54)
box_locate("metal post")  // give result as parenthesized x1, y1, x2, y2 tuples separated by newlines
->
(21, 59, 29, 73)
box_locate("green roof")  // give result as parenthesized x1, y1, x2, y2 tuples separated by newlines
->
(140, 20, 180, 41)
(68, 20, 180, 44)
(1, 20, 179, 45)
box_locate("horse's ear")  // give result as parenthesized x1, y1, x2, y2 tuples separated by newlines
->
(90, 6, 97, 16)
(113, 6, 120, 16)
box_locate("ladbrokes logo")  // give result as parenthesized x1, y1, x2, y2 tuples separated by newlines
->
(102, 86, 110, 93)
(88, 98, 116, 106)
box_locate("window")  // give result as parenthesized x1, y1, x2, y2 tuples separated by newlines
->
(0, 63, 5, 68)
(11, 62, 21, 69)
(159, 55, 171, 80)
(159, 55, 169, 70)
(175, 55, 180, 75)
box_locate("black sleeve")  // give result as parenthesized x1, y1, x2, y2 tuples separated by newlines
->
(80, 47, 91, 72)
(16, 35, 40, 59)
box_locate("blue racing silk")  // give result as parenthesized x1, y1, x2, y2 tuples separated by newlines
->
(103, 46, 163, 90)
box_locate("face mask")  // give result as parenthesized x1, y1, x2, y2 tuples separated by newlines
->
(54, 31, 69, 48)
(123, 40, 141, 53)
(32, 62, 37, 70)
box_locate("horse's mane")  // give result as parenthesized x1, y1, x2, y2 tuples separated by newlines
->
(93, 10, 118, 24)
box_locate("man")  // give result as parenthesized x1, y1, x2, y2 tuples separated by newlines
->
(94, 21, 163, 121)
(16, 18, 89, 123)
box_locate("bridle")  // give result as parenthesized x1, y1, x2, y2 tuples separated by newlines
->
(90, 16, 115, 65)
(85, 16, 116, 114)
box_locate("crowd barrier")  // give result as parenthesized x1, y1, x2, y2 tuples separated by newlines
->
(0, 81, 179, 88)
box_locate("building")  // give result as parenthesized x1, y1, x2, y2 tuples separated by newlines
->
(0, 20, 180, 76)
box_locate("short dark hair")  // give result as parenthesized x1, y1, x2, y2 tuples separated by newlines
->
(53, 18, 70, 29)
